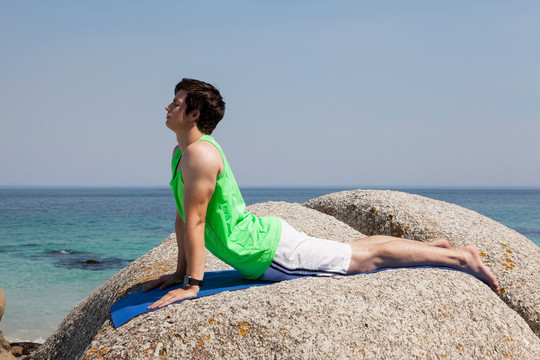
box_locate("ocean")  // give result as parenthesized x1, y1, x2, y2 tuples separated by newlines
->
(0, 187, 539, 343)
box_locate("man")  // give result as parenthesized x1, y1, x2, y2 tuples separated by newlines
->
(143, 78, 498, 309)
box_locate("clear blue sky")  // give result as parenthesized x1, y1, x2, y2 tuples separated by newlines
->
(1, 1, 539, 187)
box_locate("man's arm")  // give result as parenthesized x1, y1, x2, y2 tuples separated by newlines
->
(146, 141, 222, 309)
(174, 211, 187, 276)
(143, 146, 187, 292)
(142, 211, 187, 292)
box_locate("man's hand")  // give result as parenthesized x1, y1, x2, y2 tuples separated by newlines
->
(142, 273, 183, 293)
(147, 285, 200, 309)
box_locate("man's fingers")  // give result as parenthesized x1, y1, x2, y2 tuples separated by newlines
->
(148, 291, 177, 309)
(143, 273, 184, 293)
(156, 295, 174, 308)
(157, 277, 173, 290)
(142, 276, 167, 292)
(142, 281, 157, 292)
(147, 288, 198, 310)
(158, 275, 184, 290)
(142, 279, 161, 292)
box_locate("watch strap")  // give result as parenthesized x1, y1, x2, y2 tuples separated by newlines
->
(183, 275, 204, 287)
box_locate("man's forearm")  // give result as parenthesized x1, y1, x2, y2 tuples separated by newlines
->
(144, 216, 203, 309)
(174, 213, 187, 276)
(183, 219, 206, 282)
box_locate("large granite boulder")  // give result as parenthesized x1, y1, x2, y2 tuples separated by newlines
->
(80, 268, 538, 359)
(305, 189, 540, 338)
(32, 201, 540, 359)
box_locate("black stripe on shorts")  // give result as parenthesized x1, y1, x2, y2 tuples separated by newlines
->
(270, 259, 346, 277)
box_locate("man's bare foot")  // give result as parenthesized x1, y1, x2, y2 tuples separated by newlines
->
(460, 245, 499, 293)
(428, 238, 451, 249)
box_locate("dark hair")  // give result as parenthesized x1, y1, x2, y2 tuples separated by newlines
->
(174, 78, 226, 134)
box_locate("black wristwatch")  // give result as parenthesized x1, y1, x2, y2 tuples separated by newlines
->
(183, 275, 204, 287)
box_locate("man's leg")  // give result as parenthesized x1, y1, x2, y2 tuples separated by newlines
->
(347, 236, 499, 292)
(354, 235, 451, 249)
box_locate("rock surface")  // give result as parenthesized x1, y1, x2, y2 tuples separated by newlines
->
(32, 199, 540, 359)
(81, 268, 539, 359)
(305, 189, 540, 337)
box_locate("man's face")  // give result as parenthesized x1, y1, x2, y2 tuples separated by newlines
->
(165, 90, 190, 131)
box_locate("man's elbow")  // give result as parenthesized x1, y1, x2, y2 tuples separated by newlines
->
(186, 216, 206, 232)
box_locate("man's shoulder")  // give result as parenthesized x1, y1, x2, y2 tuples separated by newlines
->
(182, 140, 223, 175)
(185, 140, 220, 158)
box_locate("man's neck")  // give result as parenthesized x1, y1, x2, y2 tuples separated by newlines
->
(176, 128, 206, 153)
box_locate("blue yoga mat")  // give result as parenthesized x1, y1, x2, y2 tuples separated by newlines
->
(110, 266, 458, 327)
(110, 270, 272, 327)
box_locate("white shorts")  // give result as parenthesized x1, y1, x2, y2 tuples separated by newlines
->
(258, 219, 352, 282)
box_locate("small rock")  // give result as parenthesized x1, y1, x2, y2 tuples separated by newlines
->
(0, 288, 5, 323)
(6, 342, 40, 359)
(83, 259, 101, 264)
(0, 332, 15, 360)
(10, 346, 23, 357)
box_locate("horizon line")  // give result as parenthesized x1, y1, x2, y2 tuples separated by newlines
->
(1, 185, 540, 190)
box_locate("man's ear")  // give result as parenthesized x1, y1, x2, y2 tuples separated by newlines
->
(189, 109, 200, 122)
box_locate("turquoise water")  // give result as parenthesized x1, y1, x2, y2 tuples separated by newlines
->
(0, 187, 539, 342)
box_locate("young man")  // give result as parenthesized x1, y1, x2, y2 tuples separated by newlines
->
(143, 78, 498, 309)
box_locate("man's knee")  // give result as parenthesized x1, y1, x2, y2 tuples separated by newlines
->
(348, 244, 380, 274)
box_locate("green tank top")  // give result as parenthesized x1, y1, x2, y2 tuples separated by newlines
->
(169, 135, 282, 279)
